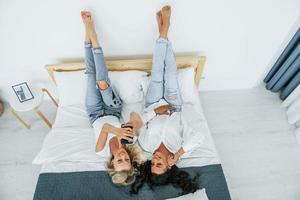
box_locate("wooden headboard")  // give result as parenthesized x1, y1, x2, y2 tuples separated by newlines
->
(45, 56, 206, 87)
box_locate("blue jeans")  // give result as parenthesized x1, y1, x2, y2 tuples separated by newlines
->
(84, 42, 122, 124)
(145, 38, 183, 112)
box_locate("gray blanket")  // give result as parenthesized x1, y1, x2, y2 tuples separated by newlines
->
(33, 164, 231, 200)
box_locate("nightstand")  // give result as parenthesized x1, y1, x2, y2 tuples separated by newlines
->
(9, 85, 58, 129)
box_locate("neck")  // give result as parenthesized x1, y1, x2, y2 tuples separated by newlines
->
(155, 142, 172, 156)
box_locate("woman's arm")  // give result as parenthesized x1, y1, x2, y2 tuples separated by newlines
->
(130, 112, 143, 129)
(122, 112, 143, 137)
(123, 106, 172, 136)
(168, 147, 184, 167)
(95, 123, 134, 152)
(95, 123, 114, 152)
(181, 118, 205, 153)
(139, 105, 172, 125)
(179, 106, 206, 154)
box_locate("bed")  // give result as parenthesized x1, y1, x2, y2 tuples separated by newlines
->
(32, 56, 231, 200)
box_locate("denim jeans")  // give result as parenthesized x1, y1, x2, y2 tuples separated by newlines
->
(84, 42, 122, 124)
(145, 38, 183, 112)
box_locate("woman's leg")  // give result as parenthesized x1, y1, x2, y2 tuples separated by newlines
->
(161, 6, 182, 112)
(145, 11, 166, 107)
(146, 6, 182, 111)
(163, 41, 182, 112)
(145, 40, 167, 107)
(82, 12, 105, 124)
(84, 12, 122, 118)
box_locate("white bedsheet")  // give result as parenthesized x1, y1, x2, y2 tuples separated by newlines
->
(33, 98, 220, 173)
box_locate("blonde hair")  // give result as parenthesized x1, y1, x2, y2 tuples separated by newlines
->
(107, 144, 141, 186)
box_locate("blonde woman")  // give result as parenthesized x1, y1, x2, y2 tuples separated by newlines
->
(82, 11, 141, 185)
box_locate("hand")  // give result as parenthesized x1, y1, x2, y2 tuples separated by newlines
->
(122, 122, 138, 136)
(112, 127, 134, 142)
(124, 112, 143, 136)
(167, 152, 180, 167)
(154, 105, 171, 115)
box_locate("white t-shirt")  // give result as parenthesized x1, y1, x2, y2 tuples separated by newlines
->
(92, 115, 121, 157)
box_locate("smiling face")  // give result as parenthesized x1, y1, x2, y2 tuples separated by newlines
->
(112, 148, 131, 171)
(151, 151, 170, 175)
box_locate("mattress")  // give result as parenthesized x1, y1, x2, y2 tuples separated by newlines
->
(32, 98, 231, 200)
(33, 99, 220, 173)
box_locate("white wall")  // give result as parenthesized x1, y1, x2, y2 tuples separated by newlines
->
(0, 0, 299, 101)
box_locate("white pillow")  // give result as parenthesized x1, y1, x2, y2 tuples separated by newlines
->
(168, 188, 208, 200)
(54, 67, 198, 106)
(108, 71, 148, 104)
(54, 70, 87, 107)
(177, 68, 204, 115)
(54, 70, 148, 107)
(177, 67, 199, 104)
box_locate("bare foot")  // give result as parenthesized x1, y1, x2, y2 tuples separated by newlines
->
(160, 5, 171, 39)
(81, 11, 96, 38)
(161, 5, 171, 24)
(81, 11, 100, 47)
(156, 11, 163, 32)
(81, 11, 92, 40)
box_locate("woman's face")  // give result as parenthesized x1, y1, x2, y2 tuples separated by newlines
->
(151, 151, 169, 175)
(112, 148, 131, 171)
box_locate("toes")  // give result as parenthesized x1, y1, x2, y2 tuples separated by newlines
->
(85, 11, 91, 18)
(156, 11, 162, 21)
(81, 12, 86, 20)
(162, 5, 171, 16)
(81, 11, 91, 19)
(162, 5, 171, 11)
(156, 11, 162, 17)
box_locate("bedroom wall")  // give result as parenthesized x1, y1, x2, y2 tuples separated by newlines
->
(0, 0, 299, 101)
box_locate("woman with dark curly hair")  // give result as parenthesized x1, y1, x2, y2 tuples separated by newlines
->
(129, 5, 205, 195)
(130, 160, 199, 195)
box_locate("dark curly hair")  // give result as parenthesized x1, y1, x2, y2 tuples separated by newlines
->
(130, 160, 199, 195)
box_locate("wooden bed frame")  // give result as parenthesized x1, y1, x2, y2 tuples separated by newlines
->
(45, 56, 206, 87)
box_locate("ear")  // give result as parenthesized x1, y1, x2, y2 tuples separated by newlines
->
(167, 154, 173, 163)
(167, 161, 172, 168)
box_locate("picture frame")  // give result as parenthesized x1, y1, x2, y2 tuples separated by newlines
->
(12, 82, 34, 103)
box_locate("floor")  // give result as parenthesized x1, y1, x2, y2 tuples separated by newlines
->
(0, 86, 300, 200)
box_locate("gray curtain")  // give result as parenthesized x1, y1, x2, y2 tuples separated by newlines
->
(264, 27, 300, 100)
(266, 27, 300, 144)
